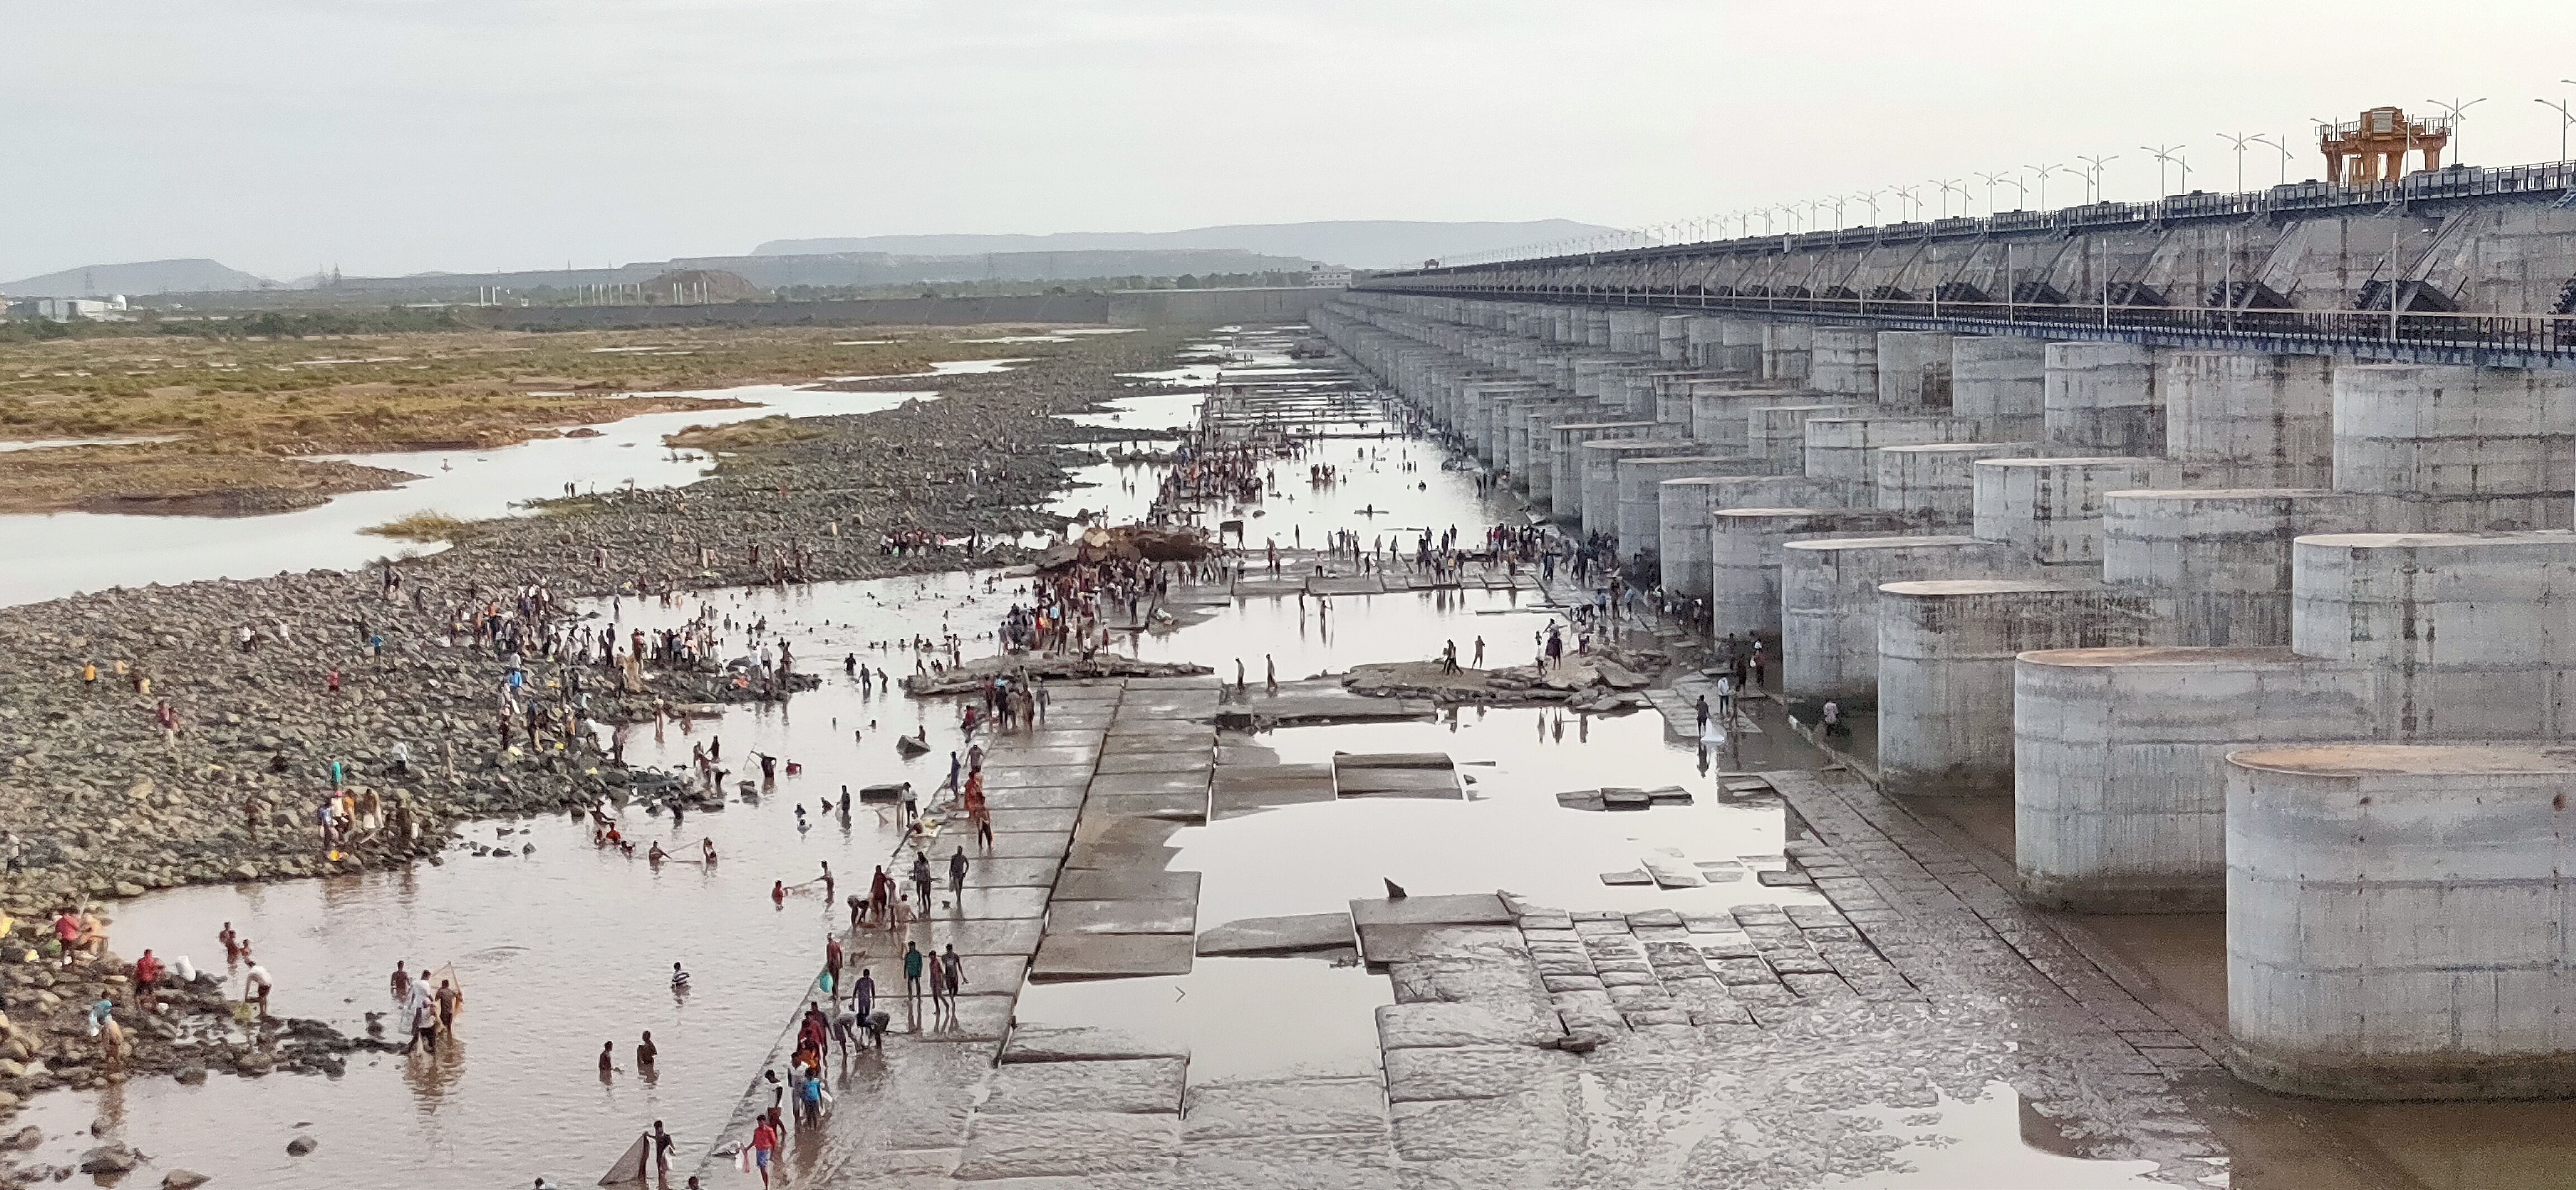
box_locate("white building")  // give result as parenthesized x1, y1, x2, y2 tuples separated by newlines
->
(1305, 265, 1353, 289)
(24, 295, 130, 321)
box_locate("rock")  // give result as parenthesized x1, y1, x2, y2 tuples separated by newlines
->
(0, 1059, 23, 1078)
(6, 1126, 41, 1151)
(163, 1172, 212, 1190)
(172, 1065, 207, 1085)
(78, 1142, 139, 1173)
(285, 1135, 316, 1156)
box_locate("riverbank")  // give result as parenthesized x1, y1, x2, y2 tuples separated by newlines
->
(0, 325, 1107, 515)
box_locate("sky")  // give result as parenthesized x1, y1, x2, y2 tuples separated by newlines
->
(7, 0, 2576, 280)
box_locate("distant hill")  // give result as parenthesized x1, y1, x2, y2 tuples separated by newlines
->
(1, 258, 274, 297)
(752, 220, 1618, 270)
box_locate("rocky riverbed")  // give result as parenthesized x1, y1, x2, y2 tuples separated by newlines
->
(0, 328, 1197, 1144)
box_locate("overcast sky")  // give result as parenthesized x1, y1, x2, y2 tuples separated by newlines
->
(8, 0, 2575, 280)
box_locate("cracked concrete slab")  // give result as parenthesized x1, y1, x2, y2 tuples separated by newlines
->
(1002, 1024, 1192, 1064)
(1196, 913, 1356, 956)
(1031, 932, 1197, 981)
(981, 1056, 1190, 1115)
(954, 1110, 1181, 1179)
(1047, 899, 1198, 935)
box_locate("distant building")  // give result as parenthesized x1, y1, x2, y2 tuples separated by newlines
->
(11, 295, 130, 321)
(1305, 265, 1353, 289)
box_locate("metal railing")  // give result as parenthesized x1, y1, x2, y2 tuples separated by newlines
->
(1410, 159, 2576, 273)
(1347, 283, 2576, 361)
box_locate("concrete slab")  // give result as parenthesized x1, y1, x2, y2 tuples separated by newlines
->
(1030, 932, 1197, 981)
(1334, 768, 1461, 797)
(965, 857, 1064, 887)
(1052, 870, 1203, 901)
(979, 764, 1098, 790)
(979, 830, 1076, 859)
(978, 807, 1078, 833)
(899, 992, 1015, 1042)
(953, 1110, 1180, 1178)
(982, 785, 1087, 811)
(844, 916, 1043, 962)
(1375, 1000, 1561, 1049)
(1181, 1076, 1390, 1140)
(1334, 752, 1457, 769)
(935, 885, 1052, 919)
(1348, 894, 1512, 928)
(981, 1056, 1190, 1115)
(1196, 912, 1356, 956)
(1210, 763, 1337, 820)
(1384, 1045, 1555, 1103)
(1048, 899, 1198, 935)
(1001, 1024, 1192, 1064)
(1088, 770, 1215, 797)
(1084, 791, 1210, 823)
(1092, 751, 1215, 775)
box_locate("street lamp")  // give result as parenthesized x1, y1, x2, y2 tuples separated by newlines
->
(2246, 136, 2294, 186)
(1974, 170, 2009, 214)
(1935, 178, 1967, 218)
(1822, 195, 1848, 230)
(2142, 145, 2187, 195)
(2423, 96, 2486, 163)
(2077, 154, 2118, 203)
(2542, 98, 2576, 163)
(2025, 163, 2066, 211)
(2218, 133, 2259, 192)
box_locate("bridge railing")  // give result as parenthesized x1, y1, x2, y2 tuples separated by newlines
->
(1357, 284, 2576, 359)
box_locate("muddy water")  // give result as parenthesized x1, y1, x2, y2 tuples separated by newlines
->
(0, 384, 936, 608)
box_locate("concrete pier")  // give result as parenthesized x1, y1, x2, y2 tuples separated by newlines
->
(1710, 508, 1906, 640)
(1971, 456, 2180, 570)
(1874, 442, 2041, 530)
(1781, 535, 2019, 706)
(2101, 489, 2363, 647)
(1876, 331, 1953, 410)
(1687, 380, 1798, 450)
(1802, 416, 1983, 507)
(1580, 438, 1689, 539)
(2161, 353, 2334, 488)
(1617, 455, 1764, 560)
(1750, 404, 1863, 469)
(1761, 323, 1813, 382)
(1546, 421, 1654, 518)
(1876, 579, 2149, 796)
(1808, 327, 1880, 400)
(2012, 647, 2367, 913)
(1952, 337, 2046, 442)
(2044, 342, 2163, 454)
(2226, 743, 2576, 1100)
(1659, 475, 1834, 598)
(2331, 363, 2576, 532)
(2290, 531, 2576, 742)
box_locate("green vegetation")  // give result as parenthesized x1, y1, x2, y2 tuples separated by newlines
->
(361, 511, 479, 542)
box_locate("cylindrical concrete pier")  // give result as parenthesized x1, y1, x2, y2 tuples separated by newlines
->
(1762, 323, 1813, 382)
(2290, 531, 2576, 742)
(1876, 331, 1954, 410)
(1750, 404, 1863, 469)
(2044, 342, 2163, 454)
(1876, 442, 2041, 530)
(2161, 353, 2334, 488)
(1547, 420, 1653, 520)
(1810, 327, 1881, 400)
(1953, 337, 2046, 442)
(1655, 314, 1692, 362)
(2225, 743, 2576, 1100)
(1581, 439, 1689, 540)
(1618, 456, 1764, 560)
(1802, 416, 1983, 507)
(1782, 535, 2018, 706)
(1876, 579, 2148, 795)
(1711, 508, 1906, 640)
(1687, 380, 1796, 451)
(1659, 476, 1834, 598)
(1971, 456, 2180, 569)
(2101, 489, 2364, 646)
(2012, 647, 2367, 914)
(2331, 363, 2576, 532)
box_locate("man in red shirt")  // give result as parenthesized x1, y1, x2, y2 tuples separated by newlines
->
(51, 911, 78, 968)
(749, 1117, 777, 1187)
(134, 950, 163, 1011)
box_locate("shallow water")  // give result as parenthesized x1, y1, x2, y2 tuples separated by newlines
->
(0, 384, 935, 608)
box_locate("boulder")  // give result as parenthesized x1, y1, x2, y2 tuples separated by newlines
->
(286, 1135, 316, 1156)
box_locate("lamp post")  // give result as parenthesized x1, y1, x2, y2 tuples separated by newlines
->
(2246, 136, 2294, 186)
(1974, 171, 2009, 215)
(1935, 178, 1967, 218)
(2423, 96, 2485, 163)
(2218, 133, 2258, 192)
(2026, 163, 2066, 211)
(1890, 183, 1922, 222)
(2142, 144, 2185, 196)
(2077, 153, 2118, 203)
(2540, 97, 2575, 163)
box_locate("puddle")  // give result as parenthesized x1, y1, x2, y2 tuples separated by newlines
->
(1011, 957, 1390, 1082)
(1828, 1080, 2172, 1188)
